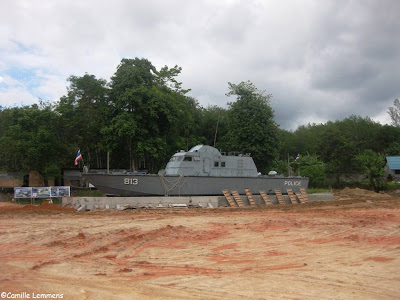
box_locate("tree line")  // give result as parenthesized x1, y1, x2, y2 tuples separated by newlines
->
(0, 57, 399, 190)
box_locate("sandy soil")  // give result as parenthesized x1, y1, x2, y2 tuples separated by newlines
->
(0, 189, 399, 299)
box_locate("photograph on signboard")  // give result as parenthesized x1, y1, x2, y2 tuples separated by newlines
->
(14, 187, 32, 198)
(50, 186, 70, 197)
(32, 187, 51, 198)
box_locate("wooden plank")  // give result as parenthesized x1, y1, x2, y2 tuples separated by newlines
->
(287, 188, 298, 204)
(222, 189, 237, 207)
(296, 192, 305, 204)
(274, 189, 285, 205)
(244, 188, 256, 206)
(300, 188, 309, 203)
(232, 190, 245, 207)
(259, 190, 272, 205)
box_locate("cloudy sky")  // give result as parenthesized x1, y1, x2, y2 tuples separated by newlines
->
(0, 0, 399, 130)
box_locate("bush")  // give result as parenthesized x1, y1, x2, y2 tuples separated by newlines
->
(300, 164, 328, 188)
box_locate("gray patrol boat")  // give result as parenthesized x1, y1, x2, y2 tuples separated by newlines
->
(83, 145, 309, 196)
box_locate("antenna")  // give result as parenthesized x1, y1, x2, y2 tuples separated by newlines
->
(213, 116, 220, 148)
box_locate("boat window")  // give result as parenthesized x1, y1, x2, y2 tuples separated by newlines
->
(214, 161, 219, 167)
(193, 156, 200, 161)
(221, 162, 226, 167)
(183, 156, 192, 161)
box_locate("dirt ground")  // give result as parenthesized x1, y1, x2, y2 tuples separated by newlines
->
(0, 189, 399, 299)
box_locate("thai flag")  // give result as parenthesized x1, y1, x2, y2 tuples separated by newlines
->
(295, 153, 300, 161)
(74, 150, 82, 165)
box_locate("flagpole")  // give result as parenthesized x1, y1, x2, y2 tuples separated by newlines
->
(213, 116, 220, 148)
(79, 150, 85, 167)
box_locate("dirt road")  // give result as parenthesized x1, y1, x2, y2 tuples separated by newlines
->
(0, 192, 399, 299)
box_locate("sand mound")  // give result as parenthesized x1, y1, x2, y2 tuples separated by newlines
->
(335, 187, 392, 200)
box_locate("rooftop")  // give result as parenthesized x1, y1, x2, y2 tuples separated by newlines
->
(386, 156, 400, 170)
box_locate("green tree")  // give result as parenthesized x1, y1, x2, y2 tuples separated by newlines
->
(270, 158, 290, 176)
(0, 103, 68, 185)
(291, 124, 322, 157)
(223, 81, 279, 173)
(276, 128, 296, 161)
(385, 142, 400, 156)
(356, 150, 386, 192)
(388, 98, 400, 127)
(297, 154, 327, 188)
(56, 74, 110, 168)
(174, 97, 204, 151)
(197, 105, 228, 148)
(315, 117, 382, 184)
(336, 115, 381, 153)
(107, 58, 192, 172)
(376, 125, 400, 155)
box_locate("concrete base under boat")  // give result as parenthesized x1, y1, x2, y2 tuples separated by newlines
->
(62, 193, 335, 211)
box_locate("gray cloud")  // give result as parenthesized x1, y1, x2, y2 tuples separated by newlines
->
(0, 0, 398, 129)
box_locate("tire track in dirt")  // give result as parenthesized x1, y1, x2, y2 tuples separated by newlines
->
(31, 224, 229, 271)
(1, 194, 400, 299)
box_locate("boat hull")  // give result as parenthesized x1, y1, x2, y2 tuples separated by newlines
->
(83, 173, 309, 196)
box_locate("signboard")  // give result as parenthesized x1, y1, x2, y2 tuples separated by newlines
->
(50, 186, 70, 197)
(14, 187, 33, 198)
(14, 186, 70, 198)
(32, 187, 51, 198)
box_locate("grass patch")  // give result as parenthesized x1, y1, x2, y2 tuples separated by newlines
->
(71, 189, 104, 197)
(384, 182, 400, 191)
